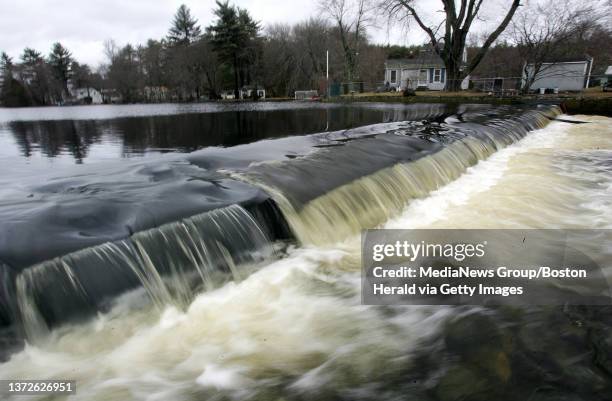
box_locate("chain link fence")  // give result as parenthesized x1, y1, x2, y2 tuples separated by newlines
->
(338, 73, 611, 97)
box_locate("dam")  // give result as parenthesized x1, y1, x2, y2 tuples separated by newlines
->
(0, 102, 611, 401)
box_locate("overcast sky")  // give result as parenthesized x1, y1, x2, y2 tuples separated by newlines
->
(0, 0, 553, 67)
(0, 0, 424, 68)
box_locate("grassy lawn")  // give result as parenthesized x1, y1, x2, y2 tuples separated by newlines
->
(344, 87, 612, 99)
(347, 90, 484, 98)
(580, 87, 612, 98)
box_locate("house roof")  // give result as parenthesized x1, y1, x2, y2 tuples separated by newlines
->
(385, 52, 445, 69)
(530, 60, 590, 66)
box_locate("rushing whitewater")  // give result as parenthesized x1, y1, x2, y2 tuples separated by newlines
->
(1, 104, 611, 401)
(0, 104, 558, 343)
(242, 106, 558, 244)
(13, 204, 276, 342)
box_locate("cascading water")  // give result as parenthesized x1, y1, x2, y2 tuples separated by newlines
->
(9, 204, 275, 344)
(1, 103, 611, 401)
(241, 106, 560, 244)
(0, 104, 561, 353)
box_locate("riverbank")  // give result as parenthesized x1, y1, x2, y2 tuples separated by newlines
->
(559, 97, 612, 116)
(328, 89, 612, 116)
(3, 91, 610, 117)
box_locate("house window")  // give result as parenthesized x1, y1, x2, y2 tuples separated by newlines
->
(390, 70, 397, 83)
(434, 69, 442, 83)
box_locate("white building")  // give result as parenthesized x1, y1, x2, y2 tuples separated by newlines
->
(522, 59, 593, 92)
(239, 87, 265, 99)
(221, 87, 266, 100)
(72, 87, 103, 104)
(384, 48, 469, 91)
(220, 90, 235, 100)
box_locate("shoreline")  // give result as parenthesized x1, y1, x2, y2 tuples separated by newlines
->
(327, 94, 612, 117)
(1, 96, 610, 117)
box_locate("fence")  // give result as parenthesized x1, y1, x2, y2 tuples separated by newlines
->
(366, 73, 611, 97)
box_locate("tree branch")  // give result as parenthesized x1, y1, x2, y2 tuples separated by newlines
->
(466, 0, 521, 74)
(394, 0, 441, 54)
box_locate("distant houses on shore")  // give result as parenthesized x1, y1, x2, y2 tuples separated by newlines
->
(383, 48, 470, 91)
(382, 46, 599, 94)
(521, 59, 594, 92)
(67, 82, 103, 104)
(220, 87, 266, 100)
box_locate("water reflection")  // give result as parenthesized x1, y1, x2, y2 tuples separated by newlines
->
(1, 104, 451, 165)
(10, 120, 101, 163)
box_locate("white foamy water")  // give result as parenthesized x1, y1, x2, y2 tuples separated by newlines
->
(388, 116, 612, 229)
(1, 115, 611, 400)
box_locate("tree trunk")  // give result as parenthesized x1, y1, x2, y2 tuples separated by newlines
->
(205, 72, 218, 99)
(443, 41, 465, 91)
(345, 49, 355, 82)
(444, 60, 463, 91)
(233, 52, 240, 99)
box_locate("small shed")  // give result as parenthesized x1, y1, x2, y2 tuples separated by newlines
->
(522, 59, 594, 91)
(295, 90, 319, 100)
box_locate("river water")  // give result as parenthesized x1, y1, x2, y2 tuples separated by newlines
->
(0, 103, 611, 400)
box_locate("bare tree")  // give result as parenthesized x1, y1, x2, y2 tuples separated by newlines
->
(103, 39, 120, 64)
(319, 0, 373, 82)
(381, 0, 521, 91)
(261, 19, 332, 97)
(511, 0, 599, 93)
(294, 18, 331, 82)
(262, 24, 297, 96)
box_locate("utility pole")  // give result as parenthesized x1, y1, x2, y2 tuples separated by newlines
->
(326, 50, 329, 99)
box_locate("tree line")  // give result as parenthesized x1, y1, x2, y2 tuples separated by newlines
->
(0, 0, 389, 106)
(1, 0, 610, 106)
(0, 43, 79, 107)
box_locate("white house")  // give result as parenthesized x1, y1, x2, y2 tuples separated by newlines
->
(384, 48, 469, 91)
(239, 87, 265, 100)
(71, 87, 103, 104)
(522, 59, 593, 92)
(221, 87, 266, 100)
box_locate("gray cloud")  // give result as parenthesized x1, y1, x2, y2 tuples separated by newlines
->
(0, 0, 410, 67)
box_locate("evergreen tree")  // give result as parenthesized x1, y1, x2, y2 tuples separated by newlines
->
(0, 52, 12, 101)
(0, 52, 12, 78)
(167, 4, 202, 45)
(207, 1, 260, 98)
(20, 47, 53, 105)
(21, 48, 42, 65)
(0, 52, 29, 107)
(0, 52, 12, 103)
(48, 42, 73, 99)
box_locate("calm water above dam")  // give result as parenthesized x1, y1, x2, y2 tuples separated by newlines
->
(0, 102, 611, 401)
(0, 102, 449, 166)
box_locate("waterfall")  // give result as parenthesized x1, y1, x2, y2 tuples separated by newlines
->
(241, 106, 560, 245)
(11, 204, 275, 341)
(1, 104, 561, 347)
